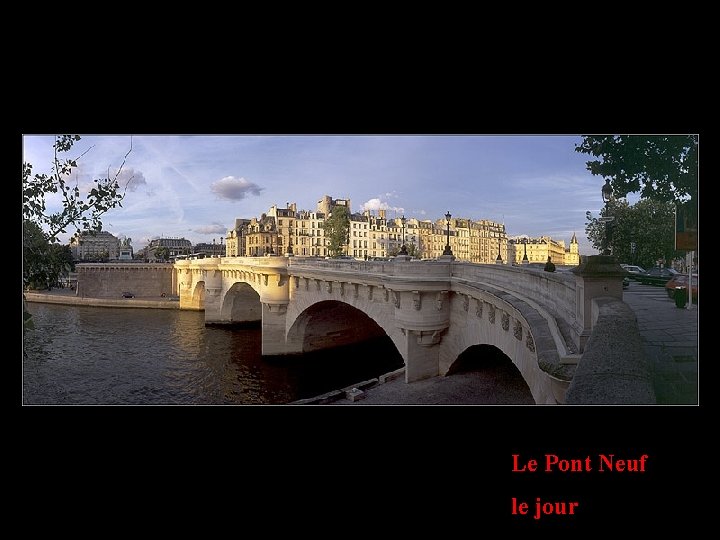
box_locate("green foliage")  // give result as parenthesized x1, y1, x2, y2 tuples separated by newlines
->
(22, 135, 133, 242)
(575, 135, 698, 222)
(23, 219, 75, 289)
(323, 205, 350, 256)
(154, 246, 170, 261)
(585, 199, 680, 268)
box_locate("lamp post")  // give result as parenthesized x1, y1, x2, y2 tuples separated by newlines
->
(601, 178, 614, 256)
(495, 237, 502, 264)
(522, 237, 529, 264)
(442, 211, 453, 256)
(399, 215, 408, 255)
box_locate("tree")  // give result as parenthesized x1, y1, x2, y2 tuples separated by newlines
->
(585, 198, 680, 269)
(23, 135, 133, 242)
(23, 220, 75, 290)
(154, 246, 170, 262)
(575, 135, 698, 223)
(23, 135, 133, 329)
(323, 205, 350, 256)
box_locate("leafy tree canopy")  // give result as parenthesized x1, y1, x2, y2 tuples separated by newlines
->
(575, 136, 698, 213)
(323, 205, 350, 256)
(23, 219, 74, 289)
(586, 198, 680, 268)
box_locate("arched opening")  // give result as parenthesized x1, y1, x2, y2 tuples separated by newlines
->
(447, 344, 535, 404)
(279, 300, 404, 400)
(288, 300, 390, 353)
(190, 281, 205, 310)
(220, 282, 262, 324)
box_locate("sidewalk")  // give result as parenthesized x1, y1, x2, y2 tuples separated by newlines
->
(621, 282, 698, 405)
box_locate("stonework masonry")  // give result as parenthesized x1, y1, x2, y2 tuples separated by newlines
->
(77, 263, 174, 298)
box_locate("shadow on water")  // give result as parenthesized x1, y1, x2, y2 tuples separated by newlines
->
(265, 335, 404, 402)
(203, 324, 404, 404)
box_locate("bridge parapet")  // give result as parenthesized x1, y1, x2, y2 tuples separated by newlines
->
(451, 263, 576, 330)
(565, 297, 655, 404)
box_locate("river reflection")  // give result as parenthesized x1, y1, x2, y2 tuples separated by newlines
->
(22, 303, 404, 405)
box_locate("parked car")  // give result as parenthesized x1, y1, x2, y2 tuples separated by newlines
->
(665, 274, 698, 301)
(638, 267, 678, 286)
(620, 264, 647, 280)
(122, 292, 134, 298)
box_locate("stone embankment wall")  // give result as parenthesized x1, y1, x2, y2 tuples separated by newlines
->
(76, 263, 174, 298)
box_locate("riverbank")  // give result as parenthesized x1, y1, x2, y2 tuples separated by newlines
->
(24, 289, 181, 309)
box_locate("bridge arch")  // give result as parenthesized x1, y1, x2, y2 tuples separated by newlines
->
(442, 291, 556, 404)
(220, 281, 262, 323)
(189, 281, 205, 310)
(286, 300, 400, 356)
(447, 344, 535, 404)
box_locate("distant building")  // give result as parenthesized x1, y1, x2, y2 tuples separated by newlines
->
(317, 195, 350, 216)
(245, 214, 281, 256)
(193, 240, 225, 258)
(70, 231, 119, 261)
(291, 207, 327, 257)
(565, 232, 580, 265)
(508, 233, 579, 266)
(224, 194, 515, 263)
(143, 237, 193, 261)
(225, 218, 252, 257)
(269, 203, 302, 256)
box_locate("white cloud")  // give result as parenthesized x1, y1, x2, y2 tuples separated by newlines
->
(361, 197, 404, 215)
(210, 176, 264, 200)
(194, 223, 227, 234)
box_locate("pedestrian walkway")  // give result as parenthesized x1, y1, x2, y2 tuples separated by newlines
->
(621, 281, 698, 405)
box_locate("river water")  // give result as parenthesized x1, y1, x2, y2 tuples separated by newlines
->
(22, 303, 404, 405)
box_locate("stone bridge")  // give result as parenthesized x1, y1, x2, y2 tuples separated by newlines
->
(174, 255, 639, 404)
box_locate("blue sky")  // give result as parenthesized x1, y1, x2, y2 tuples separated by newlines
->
(22, 134, 620, 255)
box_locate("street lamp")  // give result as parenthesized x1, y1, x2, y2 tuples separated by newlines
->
(601, 178, 614, 256)
(399, 215, 408, 255)
(442, 211, 453, 256)
(522, 237, 529, 264)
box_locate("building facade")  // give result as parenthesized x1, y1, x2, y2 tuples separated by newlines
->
(223, 195, 514, 263)
(225, 218, 252, 257)
(144, 237, 193, 261)
(192, 241, 225, 258)
(508, 233, 579, 266)
(70, 231, 120, 261)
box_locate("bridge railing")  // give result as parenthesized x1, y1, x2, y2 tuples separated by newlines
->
(450, 262, 577, 330)
(288, 257, 460, 279)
